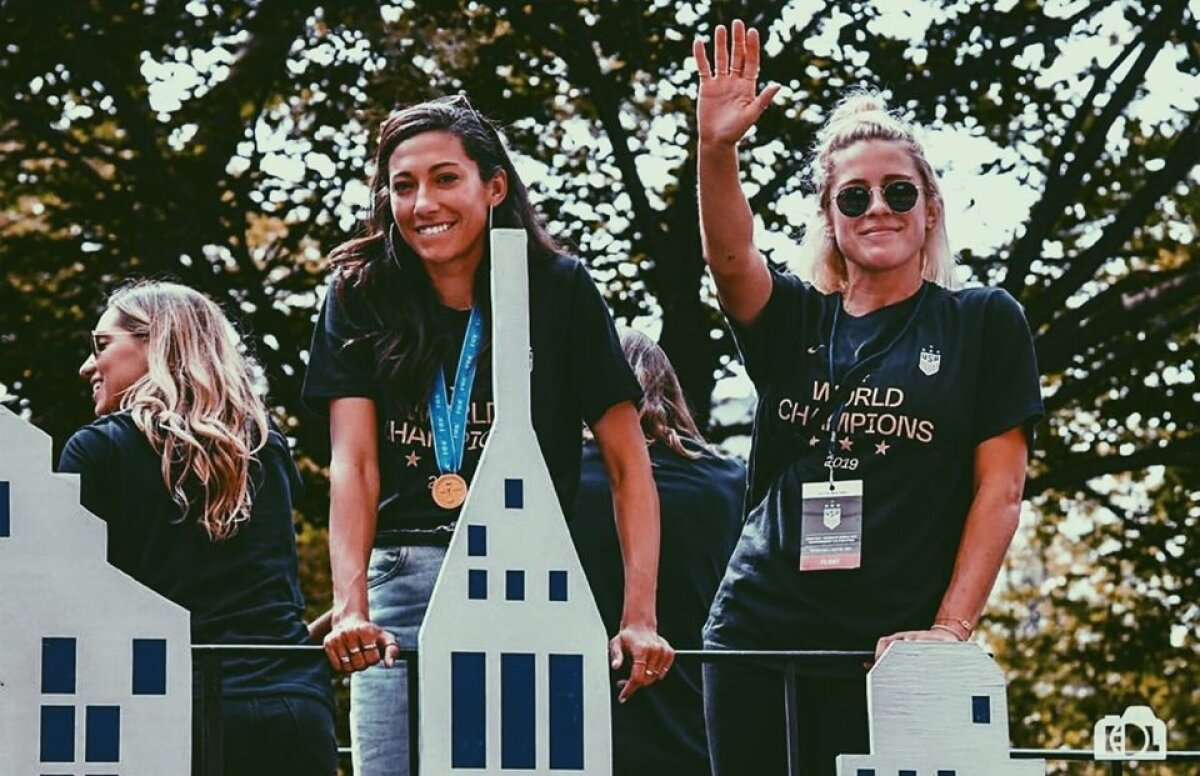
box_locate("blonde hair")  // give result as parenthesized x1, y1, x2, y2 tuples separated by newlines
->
(620, 329, 708, 459)
(798, 90, 957, 293)
(107, 281, 269, 541)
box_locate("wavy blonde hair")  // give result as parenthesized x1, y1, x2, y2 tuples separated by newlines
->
(107, 281, 269, 541)
(798, 90, 957, 292)
(620, 329, 709, 459)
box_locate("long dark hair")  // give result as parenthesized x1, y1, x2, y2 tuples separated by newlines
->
(328, 96, 561, 414)
(620, 329, 709, 459)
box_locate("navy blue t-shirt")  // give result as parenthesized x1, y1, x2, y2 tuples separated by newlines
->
(571, 439, 745, 775)
(58, 413, 332, 707)
(302, 254, 642, 541)
(704, 270, 1043, 665)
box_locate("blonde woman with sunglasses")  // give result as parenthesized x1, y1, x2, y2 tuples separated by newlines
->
(302, 96, 672, 775)
(59, 281, 336, 775)
(694, 21, 1043, 775)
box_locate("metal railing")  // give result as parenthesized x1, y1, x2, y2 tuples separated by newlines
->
(193, 644, 1200, 775)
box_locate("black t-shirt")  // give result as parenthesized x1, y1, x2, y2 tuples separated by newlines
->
(302, 254, 642, 541)
(704, 270, 1043, 664)
(58, 413, 331, 707)
(570, 439, 745, 774)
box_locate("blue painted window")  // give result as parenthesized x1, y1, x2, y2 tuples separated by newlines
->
(85, 706, 120, 762)
(132, 638, 167, 695)
(856, 770, 875, 776)
(899, 771, 916, 776)
(549, 654, 584, 769)
(0, 481, 9, 537)
(501, 653, 536, 768)
(468, 569, 487, 600)
(39, 705, 74, 763)
(451, 652, 486, 768)
(467, 525, 487, 557)
(549, 570, 568, 601)
(937, 771, 957, 775)
(506, 570, 525, 601)
(41, 638, 76, 694)
(972, 695, 991, 724)
(504, 478, 523, 509)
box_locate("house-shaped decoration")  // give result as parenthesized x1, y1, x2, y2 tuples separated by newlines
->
(838, 642, 1045, 775)
(0, 406, 192, 775)
(419, 230, 613, 773)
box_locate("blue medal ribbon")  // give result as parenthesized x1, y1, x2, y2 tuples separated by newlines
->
(429, 306, 484, 476)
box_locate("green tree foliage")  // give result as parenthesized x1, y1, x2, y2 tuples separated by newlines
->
(2, 0, 1196, 766)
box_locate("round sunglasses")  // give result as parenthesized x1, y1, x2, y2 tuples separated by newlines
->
(833, 180, 920, 218)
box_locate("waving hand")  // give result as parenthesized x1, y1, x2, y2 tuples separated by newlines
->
(694, 20, 780, 147)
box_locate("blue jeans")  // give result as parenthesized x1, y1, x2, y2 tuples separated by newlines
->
(350, 544, 446, 776)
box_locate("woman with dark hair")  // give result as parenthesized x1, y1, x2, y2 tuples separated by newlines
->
(302, 96, 672, 774)
(59, 281, 336, 776)
(692, 21, 1043, 775)
(571, 328, 744, 776)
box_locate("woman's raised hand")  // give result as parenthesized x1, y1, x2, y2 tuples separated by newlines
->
(693, 19, 780, 147)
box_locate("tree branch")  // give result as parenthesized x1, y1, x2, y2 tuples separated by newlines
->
(1025, 112, 1200, 328)
(1026, 435, 1200, 496)
(1035, 266, 1200, 373)
(1002, 2, 1180, 294)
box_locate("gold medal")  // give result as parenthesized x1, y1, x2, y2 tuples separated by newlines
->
(432, 473, 468, 509)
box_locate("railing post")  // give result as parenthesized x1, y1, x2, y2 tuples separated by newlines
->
(1108, 761, 1123, 776)
(783, 660, 800, 776)
(196, 651, 224, 776)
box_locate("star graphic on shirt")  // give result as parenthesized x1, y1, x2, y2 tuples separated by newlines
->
(405, 451, 421, 468)
(875, 440, 891, 456)
(838, 437, 854, 451)
(809, 436, 821, 447)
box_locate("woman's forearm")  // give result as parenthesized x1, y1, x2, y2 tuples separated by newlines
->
(698, 140, 757, 276)
(611, 457, 661, 629)
(935, 428, 1029, 637)
(328, 460, 379, 622)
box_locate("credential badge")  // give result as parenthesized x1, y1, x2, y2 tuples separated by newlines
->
(823, 501, 842, 530)
(919, 346, 941, 376)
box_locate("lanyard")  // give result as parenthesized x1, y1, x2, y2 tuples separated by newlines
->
(428, 306, 484, 475)
(823, 284, 929, 483)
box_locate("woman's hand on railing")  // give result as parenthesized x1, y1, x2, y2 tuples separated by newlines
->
(609, 624, 675, 703)
(873, 627, 962, 663)
(322, 613, 400, 673)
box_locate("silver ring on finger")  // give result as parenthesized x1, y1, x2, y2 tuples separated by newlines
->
(339, 656, 351, 664)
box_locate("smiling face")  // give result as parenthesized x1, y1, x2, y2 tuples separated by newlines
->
(80, 306, 149, 416)
(387, 130, 507, 274)
(827, 139, 936, 283)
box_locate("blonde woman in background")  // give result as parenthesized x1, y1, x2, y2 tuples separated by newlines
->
(693, 21, 1043, 775)
(59, 281, 336, 776)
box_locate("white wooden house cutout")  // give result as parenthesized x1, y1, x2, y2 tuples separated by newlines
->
(837, 641, 1045, 775)
(0, 406, 192, 775)
(419, 229, 613, 773)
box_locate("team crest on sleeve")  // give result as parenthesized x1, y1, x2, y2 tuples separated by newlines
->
(919, 346, 941, 376)
(823, 501, 842, 529)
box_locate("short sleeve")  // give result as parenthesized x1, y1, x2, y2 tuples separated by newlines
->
(974, 290, 1044, 447)
(725, 269, 810, 386)
(58, 425, 118, 523)
(301, 277, 380, 413)
(568, 264, 642, 427)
